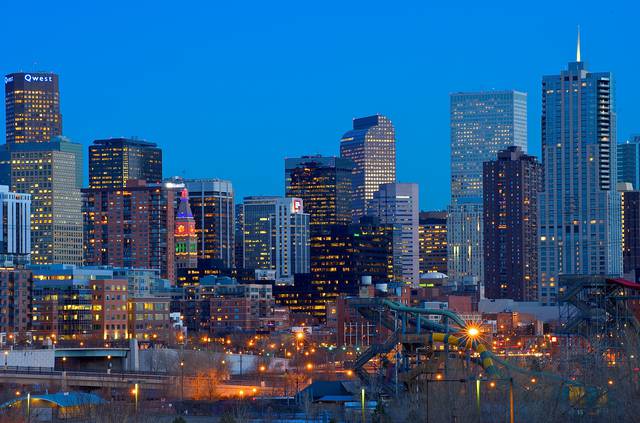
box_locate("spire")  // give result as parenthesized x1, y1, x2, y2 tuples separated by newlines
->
(177, 188, 193, 218)
(576, 25, 581, 62)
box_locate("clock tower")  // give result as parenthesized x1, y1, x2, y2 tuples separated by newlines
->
(175, 188, 198, 269)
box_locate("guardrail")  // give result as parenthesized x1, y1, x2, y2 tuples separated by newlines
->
(0, 366, 171, 379)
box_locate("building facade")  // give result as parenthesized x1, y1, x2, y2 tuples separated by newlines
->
(618, 135, 640, 188)
(448, 90, 528, 285)
(368, 183, 419, 285)
(418, 211, 448, 275)
(182, 179, 235, 268)
(8, 140, 83, 265)
(174, 188, 198, 270)
(89, 138, 162, 189)
(340, 115, 396, 219)
(90, 278, 128, 341)
(483, 146, 542, 301)
(241, 196, 310, 280)
(539, 54, 622, 304)
(285, 156, 354, 231)
(621, 189, 640, 279)
(5, 72, 62, 145)
(0, 185, 31, 265)
(82, 180, 175, 281)
(0, 268, 33, 337)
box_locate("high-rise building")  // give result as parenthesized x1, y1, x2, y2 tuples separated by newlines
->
(5, 72, 62, 145)
(0, 185, 31, 265)
(539, 42, 622, 304)
(7, 140, 83, 265)
(174, 188, 198, 270)
(448, 90, 527, 285)
(285, 156, 354, 230)
(621, 188, 640, 279)
(350, 216, 394, 284)
(241, 196, 310, 280)
(368, 183, 419, 285)
(82, 180, 176, 281)
(235, 203, 245, 269)
(483, 146, 542, 301)
(618, 135, 640, 188)
(340, 115, 396, 219)
(89, 138, 162, 189)
(418, 211, 448, 275)
(182, 179, 235, 268)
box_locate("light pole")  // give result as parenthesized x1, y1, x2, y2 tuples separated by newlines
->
(180, 361, 184, 401)
(4, 350, 8, 369)
(132, 383, 139, 413)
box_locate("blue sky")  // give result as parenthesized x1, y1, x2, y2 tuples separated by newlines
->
(2, 0, 637, 209)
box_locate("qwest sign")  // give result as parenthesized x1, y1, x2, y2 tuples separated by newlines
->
(24, 74, 53, 83)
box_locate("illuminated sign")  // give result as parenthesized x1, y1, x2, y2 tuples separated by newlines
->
(4, 76, 13, 84)
(24, 74, 53, 83)
(291, 198, 303, 214)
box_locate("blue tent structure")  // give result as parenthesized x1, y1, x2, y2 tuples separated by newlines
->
(0, 392, 106, 420)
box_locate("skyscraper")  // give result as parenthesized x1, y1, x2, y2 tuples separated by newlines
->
(82, 180, 176, 281)
(483, 146, 542, 301)
(3, 72, 83, 265)
(9, 140, 83, 265)
(340, 115, 396, 219)
(448, 90, 527, 284)
(368, 183, 419, 285)
(175, 188, 198, 270)
(182, 179, 235, 268)
(241, 196, 310, 280)
(620, 188, 640, 279)
(285, 156, 354, 230)
(5, 72, 62, 145)
(618, 135, 640, 188)
(418, 211, 448, 275)
(539, 42, 622, 304)
(0, 185, 31, 265)
(89, 138, 162, 189)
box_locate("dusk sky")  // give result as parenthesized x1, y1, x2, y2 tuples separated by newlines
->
(2, 0, 637, 209)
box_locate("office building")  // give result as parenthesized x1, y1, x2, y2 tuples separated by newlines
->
(174, 188, 198, 270)
(483, 146, 542, 301)
(539, 43, 622, 304)
(89, 138, 162, 189)
(5, 72, 62, 145)
(618, 135, 640, 188)
(182, 179, 235, 268)
(285, 156, 354, 230)
(0, 185, 31, 265)
(0, 268, 33, 337)
(621, 188, 640, 279)
(340, 115, 396, 219)
(7, 140, 83, 265)
(419, 211, 448, 275)
(350, 216, 394, 284)
(241, 196, 310, 280)
(235, 203, 245, 269)
(448, 90, 527, 284)
(90, 278, 128, 341)
(113, 267, 162, 298)
(127, 297, 171, 341)
(368, 183, 419, 285)
(82, 180, 175, 281)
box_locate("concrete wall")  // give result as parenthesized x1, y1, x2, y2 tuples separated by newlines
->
(4, 349, 55, 368)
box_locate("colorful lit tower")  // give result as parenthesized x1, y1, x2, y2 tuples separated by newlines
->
(175, 188, 198, 269)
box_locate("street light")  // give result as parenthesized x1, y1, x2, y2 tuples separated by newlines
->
(180, 361, 185, 401)
(131, 383, 139, 413)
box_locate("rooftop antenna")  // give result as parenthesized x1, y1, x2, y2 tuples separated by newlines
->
(576, 25, 581, 62)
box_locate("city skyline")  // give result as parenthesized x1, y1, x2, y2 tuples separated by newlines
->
(2, 2, 638, 210)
